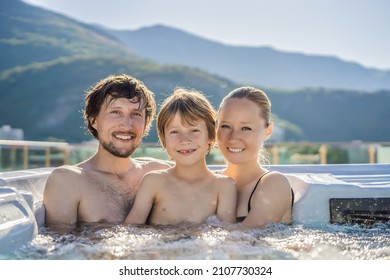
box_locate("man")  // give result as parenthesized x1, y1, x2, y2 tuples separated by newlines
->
(43, 74, 171, 230)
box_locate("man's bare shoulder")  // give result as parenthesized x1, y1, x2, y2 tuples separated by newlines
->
(45, 165, 87, 190)
(49, 165, 82, 178)
(44, 165, 86, 204)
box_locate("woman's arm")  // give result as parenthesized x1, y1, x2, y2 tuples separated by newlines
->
(242, 172, 292, 229)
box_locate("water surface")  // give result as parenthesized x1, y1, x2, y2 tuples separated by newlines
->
(3, 217, 390, 260)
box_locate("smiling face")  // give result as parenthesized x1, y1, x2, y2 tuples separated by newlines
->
(217, 98, 272, 165)
(164, 113, 210, 165)
(91, 97, 146, 158)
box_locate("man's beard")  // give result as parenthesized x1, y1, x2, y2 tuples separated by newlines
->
(100, 139, 139, 158)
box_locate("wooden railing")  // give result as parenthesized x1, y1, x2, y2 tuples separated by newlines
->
(0, 140, 70, 171)
(267, 142, 382, 164)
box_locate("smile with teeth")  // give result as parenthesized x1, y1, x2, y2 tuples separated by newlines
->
(228, 147, 244, 153)
(177, 149, 196, 155)
(114, 134, 135, 140)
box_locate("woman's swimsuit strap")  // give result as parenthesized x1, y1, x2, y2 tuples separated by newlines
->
(247, 171, 272, 212)
(237, 171, 295, 221)
(236, 171, 271, 222)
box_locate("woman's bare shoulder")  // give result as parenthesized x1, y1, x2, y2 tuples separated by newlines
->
(265, 170, 290, 181)
(261, 171, 292, 191)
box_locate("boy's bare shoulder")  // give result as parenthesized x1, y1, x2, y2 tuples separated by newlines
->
(213, 172, 234, 181)
(213, 173, 236, 188)
(145, 168, 170, 177)
(138, 169, 171, 193)
(141, 168, 171, 182)
(134, 157, 173, 171)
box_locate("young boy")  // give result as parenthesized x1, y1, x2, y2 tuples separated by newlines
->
(125, 88, 237, 225)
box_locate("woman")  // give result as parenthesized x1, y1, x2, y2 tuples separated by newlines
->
(216, 86, 294, 229)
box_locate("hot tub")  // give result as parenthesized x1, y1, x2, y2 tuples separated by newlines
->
(1, 164, 390, 255)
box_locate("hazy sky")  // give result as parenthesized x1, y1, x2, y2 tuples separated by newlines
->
(23, 0, 390, 70)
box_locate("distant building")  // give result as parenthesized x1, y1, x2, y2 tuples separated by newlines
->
(0, 125, 24, 140)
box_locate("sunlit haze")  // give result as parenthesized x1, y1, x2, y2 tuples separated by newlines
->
(23, 0, 390, 70)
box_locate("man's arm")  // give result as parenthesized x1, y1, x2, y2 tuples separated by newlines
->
(124, 173, 158, 224)
(43, 167, 80, 229)
(216, 178, 237, 223)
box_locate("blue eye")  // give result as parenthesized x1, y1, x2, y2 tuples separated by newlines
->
(242, 127, 252, 131)
(221, 124, 230, 129)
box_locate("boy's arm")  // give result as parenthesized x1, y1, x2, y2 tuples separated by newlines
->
(216, 179, 237, 223)
(124, 174, 157, 224)
(43, 167, 80, 229)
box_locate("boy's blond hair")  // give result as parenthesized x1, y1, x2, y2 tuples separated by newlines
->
(157, 88, 216, 153)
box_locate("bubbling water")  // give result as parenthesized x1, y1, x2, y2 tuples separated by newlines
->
(3, 216, 390, 260)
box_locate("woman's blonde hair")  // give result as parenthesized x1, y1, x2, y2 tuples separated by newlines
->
(218, 86, 272, 164)
(219, 86, 271, 127)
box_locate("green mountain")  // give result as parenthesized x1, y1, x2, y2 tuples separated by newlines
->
(0, 53, 244, 143)
(111, 25, 390, 91)
(267, 88, 390, 142)
(1, 0, 389, 143)
(0, 0, 239, 142)
(0, 0, 133, 71)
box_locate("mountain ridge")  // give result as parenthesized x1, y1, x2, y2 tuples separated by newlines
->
(1, 0, 389, 143)
(110, 24, 390, 91)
